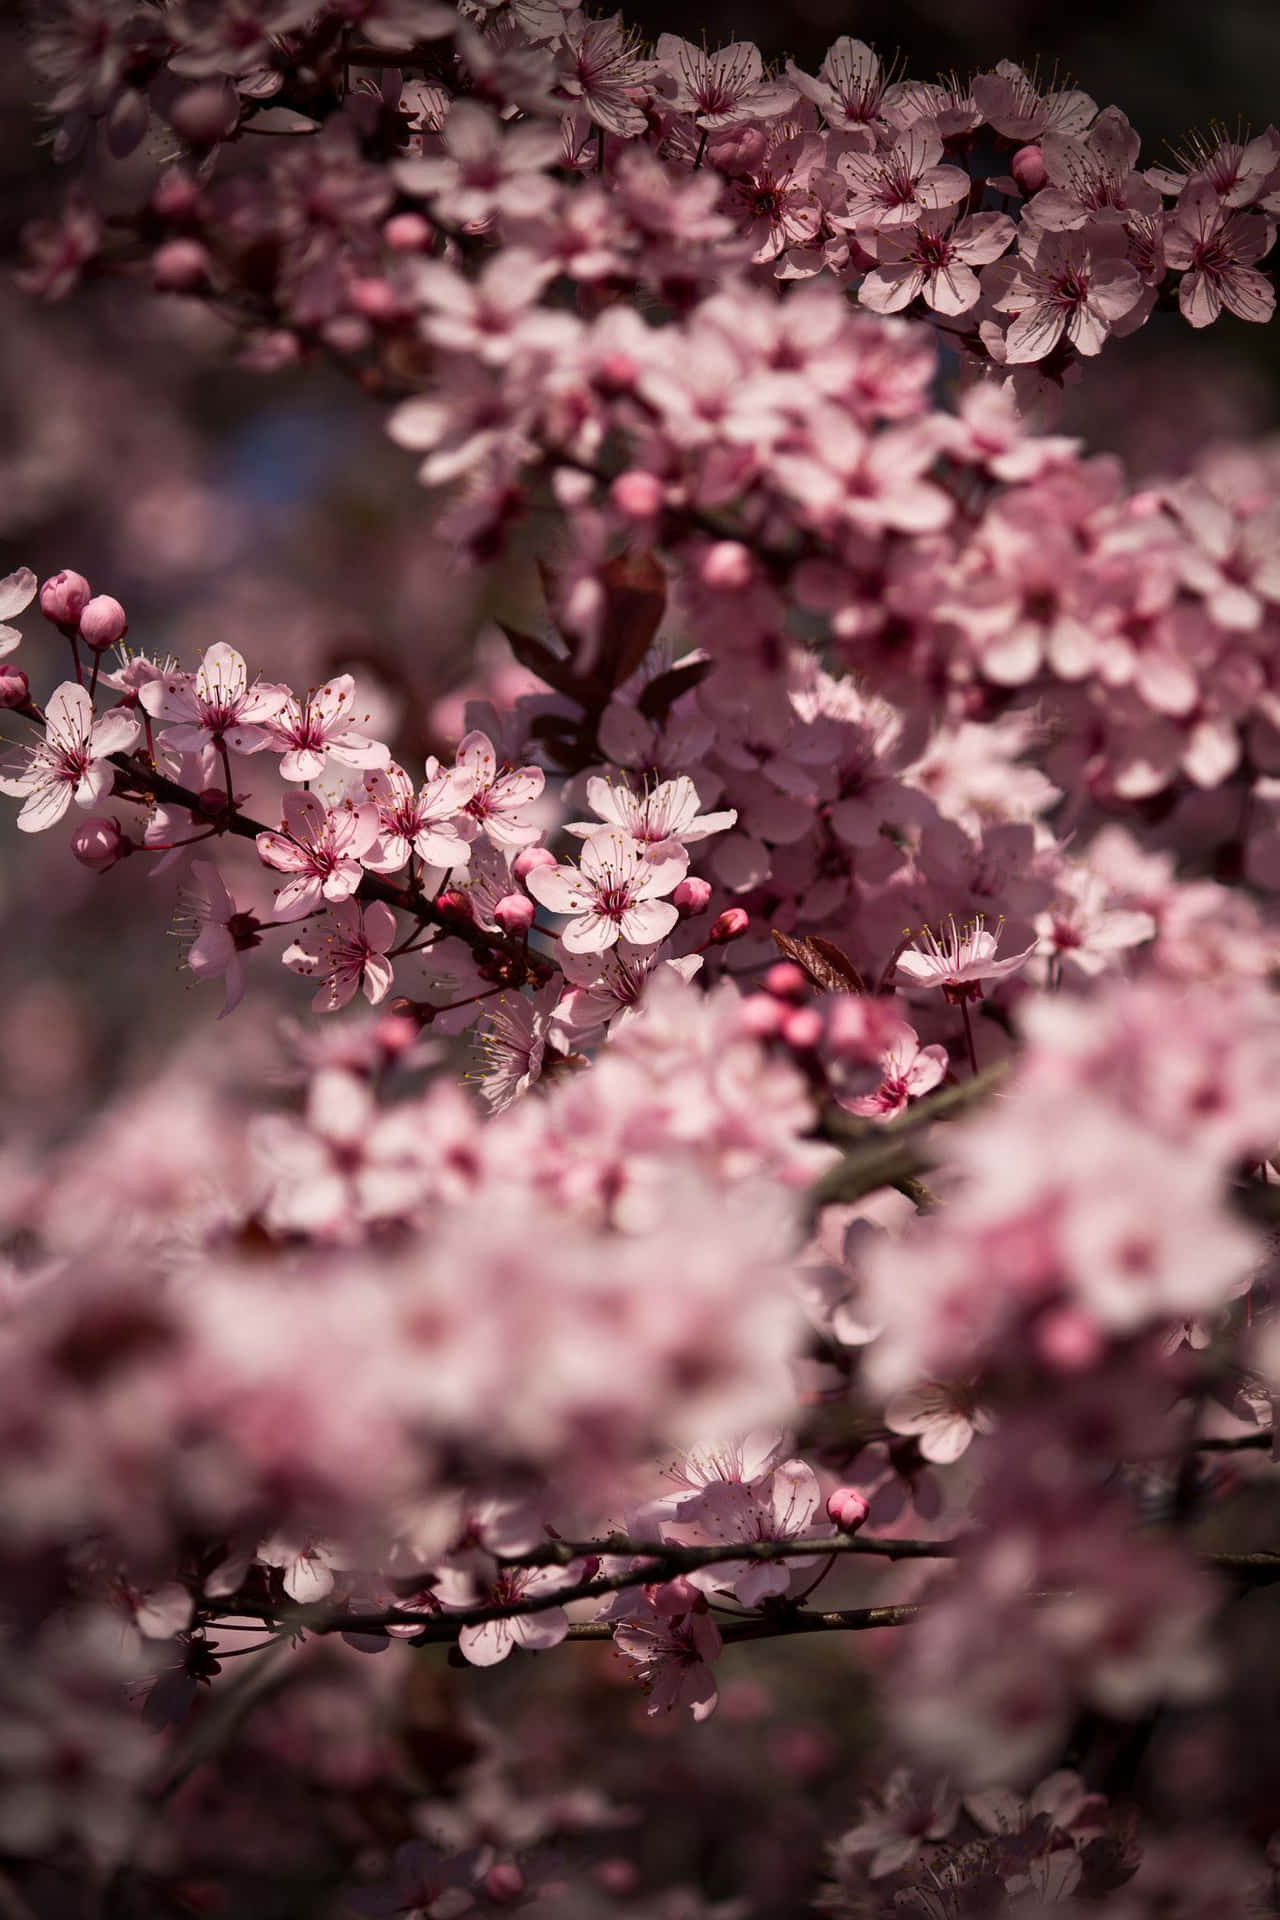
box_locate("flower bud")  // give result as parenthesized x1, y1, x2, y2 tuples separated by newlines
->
(826, 1487, 870, 1533)
(782, 1005, 824, 1051)
(513, 845, 557, 880)
(0, 663, 29, 709)
(374, 1011, 420, 1056)
(383, 211, 433, 251)
(168, 82, 240, 147)
(494, 892, 535, 935)
(611, 470, 665, 520)
(40, 570, 91, 628)
(765, 961, 808, 1001)
(673, 875, 712, 917)
(700, 541, 754, 590)
(350, 276, 399, 321)
(435, 888, 472, 922)
(593, 351, 638, 394)
(706, 907, 749, 945)
(71, 816, 130, 872)
(739, 992, 785, 1040)
(78, 595, 128, 650)
(152, 167, 201, 221)
(1035, 1306, 1103, 1373)
(706, 126, 766, 174)
(483, 1864, 524, 1903)
(152, 239, 211, 293)
(1011, 144, 1047, 194)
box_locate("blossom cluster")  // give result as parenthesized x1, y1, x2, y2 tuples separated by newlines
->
(5, 5, 1280, 1918)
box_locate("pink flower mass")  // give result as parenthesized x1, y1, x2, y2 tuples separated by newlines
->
(5, 9, 1280, 1915)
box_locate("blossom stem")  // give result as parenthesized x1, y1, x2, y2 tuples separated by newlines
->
(960, 997, 979, 1075)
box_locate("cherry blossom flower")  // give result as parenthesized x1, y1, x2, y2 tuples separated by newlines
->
(832, 1770, 959, 1878)
(884, 1379, 992, 1463)
(563, 774, 736, 854)
(474, 979, 565, 1113)
(653, 36, 796, 129)
(841, 1025, 949, 1120)
(256, 792, 380, 920)
(454, 729, 546, 849)
(609, 1597, 722, 1719)
(264, 675, 390, 783)
(526, 828, 688, 952)
(0, 567, 36, 658)
(985, 225, 1145, 361)
(1162, 183, 1276, 327)
(970, 60, 1097, 142)
(394, 100, 562, 227)
(140, 641, 285, 754)
(283, 900, 398, 1011)
(361, 759, 476, 873)
(896, 915, 1037, 1000)
(0, 681, 139, 832)
(174, 861, 260, 1017)
(555, 13, 652, 137)
(784, 37, 894, 132)
(859, 210, 1016, 316)
(434, 1557, 577, 1666)
(663, 1455, 832, 1606)
(835, 124, 970, 236)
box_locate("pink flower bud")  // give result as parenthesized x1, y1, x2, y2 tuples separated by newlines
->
(40, 570, 91, 627)
(706, 907, 749, 945)
(435, 889, 472, 922)
(152, 167, 202, 221)
(611, 470, 665, 519)
(483, 1864, 524, 1903)
(1011, 144, 1047, 194)
(594, 1859, 639, 1896)
(1035, 1307, 1103, 1373)
(700, 541, 754, 590)
(782, 1006, 824, 1051)
(168, 82, 240, 146)
(78, 595, 128, 650)
(765, 961, 808, 1001)
(0, 663, 29, 709)
(350, 277, 399, 321)
(673, 875, 712, 917)
(739, 992, 785, 1039)
(513, 845, 558, 880)
(152, 239, 211, 293)
(494, 892, 536, 935)
(374, 1011, 419, 1057)
(383, 212, 433, 251)
(70, 817, 130, 873)
(593, 351, 639, 394)
(826, 1487, 870, 1533)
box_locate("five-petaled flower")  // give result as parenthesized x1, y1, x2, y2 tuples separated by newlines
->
(896, 915, 1037, 1002)
(526, 828, 689, 952)
(141, 641, 286, 754)
(283, 899, 399, 1011)
(0, 680, 139, 832)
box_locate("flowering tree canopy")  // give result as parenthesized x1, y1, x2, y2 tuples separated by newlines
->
(4, 2, 1280, 1915)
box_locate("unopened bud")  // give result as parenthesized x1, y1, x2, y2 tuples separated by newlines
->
(1035, 1306, 1103, 1373)
(435, 888, 472, 922)
(0, 663, 29, 709)
(374, 1011, 420, 1056)
(71, 816, 130, 872)
(78, 595, 128, 650)
(152, 167, 202, 221)
(739, 992, 785, 1039)
(700, 541, 754, 590)
(350, 276, 399, 321)
(611, 469, 665, 519)
(707, 907, 749, 945)
(513, 845, 558, 880)
(1010, 143, 1047, 194)
(765, 961, 808, 1001)
(483, 1864, 524, 1903)
(594, 351, 638, 394)
(494, 892, 535, 935)
(673, 875, 712, 917)
(168, 81, 240, 146)
(152, 238, 211, 293)
(826, 1487, 870, 1533)
(782, 1005, 824, 1051)
(384, 212, 432, 251)
(40, 570, 91, 628)
(705, 126, 766, 175)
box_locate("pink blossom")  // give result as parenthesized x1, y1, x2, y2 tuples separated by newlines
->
(896, 915, 1037, 1000)
(283, 899, 399, 1011)
(609, 1598, 722, 1719)
(884, 1379, 992, 1463)
(0, 681, 139, 832)
(841, 1025, 949, 1120)
(1163, 182, 1276, 327)
(835, 124, 970, 235)
(0, 567, 36, 658)
(564, 774, 736, 853)
(175, 861, 259, 1017)
(527, 828, 688, 952)
(454, 729, 546, 849)
(140, 641, 286, 754)
(361, 758, 476, 873)
(859, 211, 1016, 316)
(833, 1769, 959, 1878)
(784, 38, 894, 132)
(394, 100, 562, 227)
(474, 979, 564, 1113)
(662, 1456, 831, 1606)
(434, 1556, 577, 1666)
(986, 225, 1145, 361)
(256, 791, 380, 920)
(555, 13, 652, 137)
(653, 36, 796, 129)
(265, 675, 390, 783)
